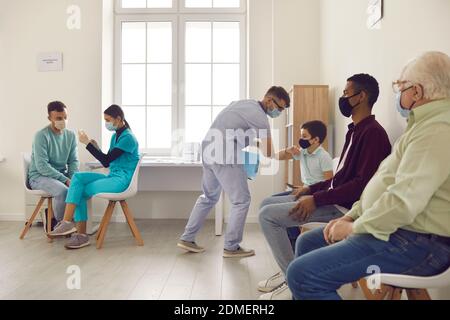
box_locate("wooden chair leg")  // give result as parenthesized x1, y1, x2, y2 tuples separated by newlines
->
(96, 201, 116, 249)
(358, 278, 402, 300)
(96, 202, 114, 241)
(20, 197, 45, 239)
(406, 289, 431, 300)
(120, 200, 144, 246)
(388, 287, 403, 300)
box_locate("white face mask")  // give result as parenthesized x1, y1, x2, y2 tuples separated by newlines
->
(54, 120, 67, 130)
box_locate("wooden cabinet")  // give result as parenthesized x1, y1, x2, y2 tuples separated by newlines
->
(285, 85, 329, 188)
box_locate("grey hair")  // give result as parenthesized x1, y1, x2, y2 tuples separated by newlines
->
(401, 51, 450, 100)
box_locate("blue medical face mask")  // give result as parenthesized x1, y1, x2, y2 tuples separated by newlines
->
(105, 121, 118, 131)
(395, 92, 410, 118)
(395, 87, 416, 119)
(267, 107, 281, 118)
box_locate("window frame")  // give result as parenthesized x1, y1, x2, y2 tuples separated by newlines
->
(114, 0, 247, 156)
(115, 0, 179, 14)
(179, 14, 247, 143)
(115, 0, 247, 14)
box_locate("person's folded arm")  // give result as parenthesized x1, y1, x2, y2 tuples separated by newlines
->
(309, 179, 332, 194)
(313, 129, 391, 208)
(352, 125, 450, 241)
(33, 135, 68, 183)
(86, 143, 124, 168)
(345, 200, 362, 220)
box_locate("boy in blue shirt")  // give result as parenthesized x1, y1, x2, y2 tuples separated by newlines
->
(256, 120, 333, 298)
(277, 120, 333, 187)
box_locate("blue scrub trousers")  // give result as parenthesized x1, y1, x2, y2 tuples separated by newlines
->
(65, 172, 130, 222)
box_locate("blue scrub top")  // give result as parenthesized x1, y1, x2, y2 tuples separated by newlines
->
(109, 128, 139, 180)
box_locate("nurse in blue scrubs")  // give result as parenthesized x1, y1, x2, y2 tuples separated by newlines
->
(49, 105, 139, 249)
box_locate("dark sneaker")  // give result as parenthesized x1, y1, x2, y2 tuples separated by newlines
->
(43, 209, 58, 233)
(48, 221, 77, 237)
(177, 240, 205, 253)
(223, 246, 255, 258)
(65, 233, 90, 249)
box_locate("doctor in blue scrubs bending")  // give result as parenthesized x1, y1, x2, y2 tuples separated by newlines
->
(49, 105, 139, 250)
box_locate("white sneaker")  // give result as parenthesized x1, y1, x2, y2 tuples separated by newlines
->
(258, 282, 292, 300)
(257, 271, 285, 292)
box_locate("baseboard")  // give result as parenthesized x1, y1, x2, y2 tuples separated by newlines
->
(0, 213, 257, 224)
(92, 215, 126, 223)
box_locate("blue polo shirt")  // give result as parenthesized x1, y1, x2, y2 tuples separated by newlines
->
(293, 146, 333, 186)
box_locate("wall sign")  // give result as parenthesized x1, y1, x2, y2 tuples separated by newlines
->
(367, 0, 383, 30)
(37, 52, 63, 72)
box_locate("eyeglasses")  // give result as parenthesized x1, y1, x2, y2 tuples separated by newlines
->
(392, 80, 414, 94)
(272, 98, 287, 111)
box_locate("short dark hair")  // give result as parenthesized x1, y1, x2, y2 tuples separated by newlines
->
(266, 86, 290, 107)
(347, 73, 379, 107)
(47, 101, 67, 114)
(301, 120, 327, 144)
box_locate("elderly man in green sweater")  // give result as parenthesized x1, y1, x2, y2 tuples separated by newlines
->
(28, 101, 79, 230)
(286, 51, 450, 300)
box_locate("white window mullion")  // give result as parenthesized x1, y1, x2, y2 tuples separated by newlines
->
(144, 21, 148, 149)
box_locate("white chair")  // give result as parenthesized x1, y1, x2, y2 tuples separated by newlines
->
(94, 155, 145, 249)
(360, 265, 450, 300)
(20, 153, 54, 239)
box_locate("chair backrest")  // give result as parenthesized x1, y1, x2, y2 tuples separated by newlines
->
(122, 154, 145, 197)
(22, 152, 32, 190)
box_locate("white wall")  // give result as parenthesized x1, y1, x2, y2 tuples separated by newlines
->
(0, 0, 103, 217)
(320, 0, 450, 155)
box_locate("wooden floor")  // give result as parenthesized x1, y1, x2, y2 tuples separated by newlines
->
(0, 220, 366, 300)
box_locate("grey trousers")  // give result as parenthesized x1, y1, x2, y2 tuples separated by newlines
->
(259, 195, 343, 274)
(181, 164, 251, 251)
(29, 176, 68, 221)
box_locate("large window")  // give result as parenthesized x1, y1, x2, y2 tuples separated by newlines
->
(115, 0, 246, 155)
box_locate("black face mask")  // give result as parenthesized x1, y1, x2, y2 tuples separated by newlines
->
(299, 138, 312, 149)
(338, 92, 361, 118)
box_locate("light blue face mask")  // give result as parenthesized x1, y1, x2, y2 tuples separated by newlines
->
(105, 121, 118, 131)
(395, 92, 411, 118)
(267, 107, 282, 118)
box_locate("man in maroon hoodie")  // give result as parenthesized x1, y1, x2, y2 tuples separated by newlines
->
(257, 74, 391, 300)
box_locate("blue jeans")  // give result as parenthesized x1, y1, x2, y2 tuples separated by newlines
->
(286, 227, 450, 300)
(29, 176, 68, 221)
